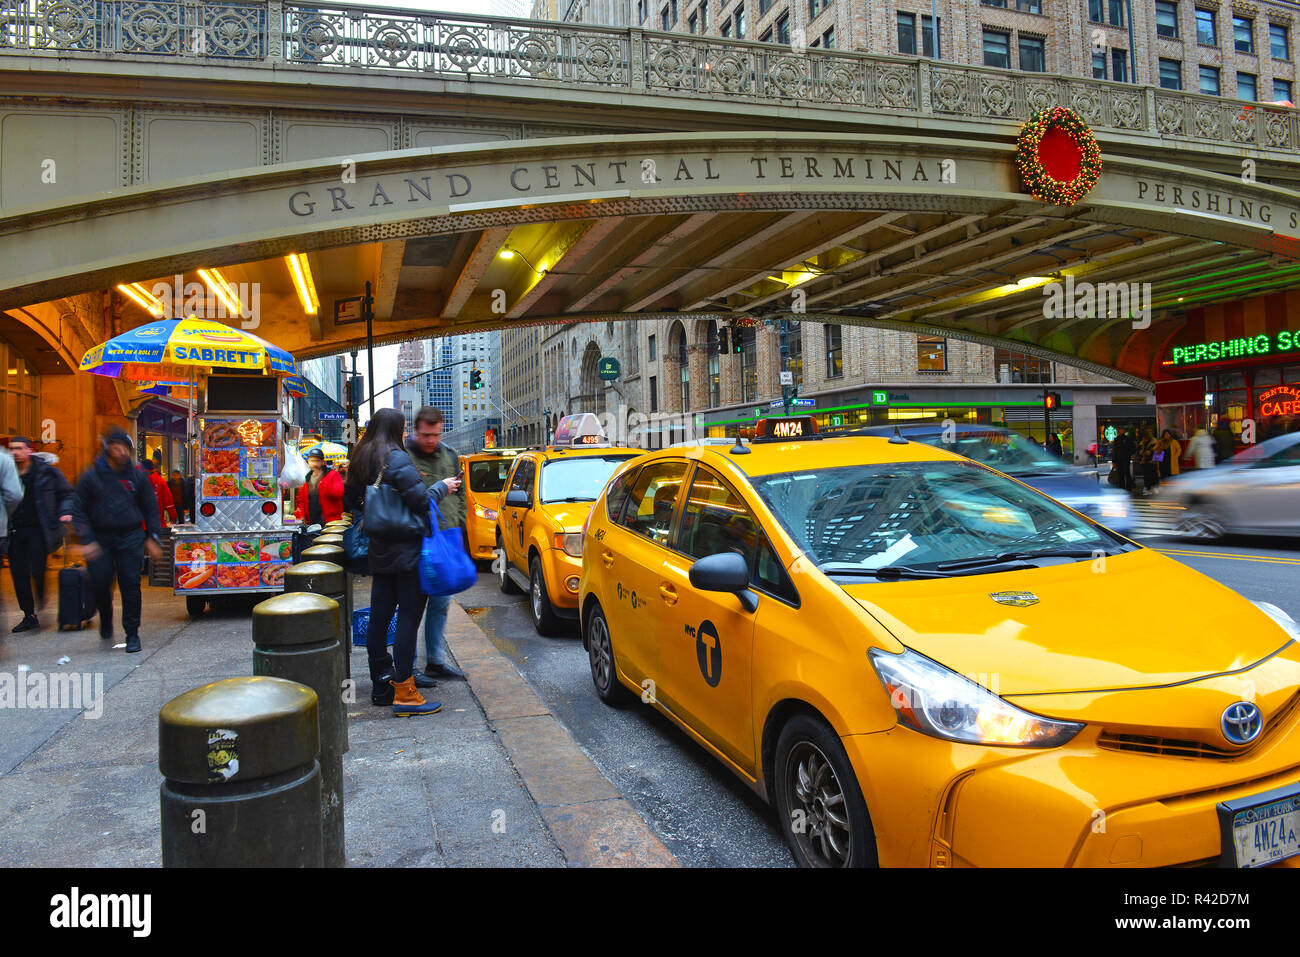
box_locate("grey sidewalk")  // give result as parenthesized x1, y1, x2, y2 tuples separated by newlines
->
(0, 571, 675, 867)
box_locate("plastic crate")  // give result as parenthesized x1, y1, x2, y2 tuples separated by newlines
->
(352, 606, 398, 647)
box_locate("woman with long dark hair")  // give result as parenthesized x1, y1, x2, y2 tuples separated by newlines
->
(344, 408, 462, 716)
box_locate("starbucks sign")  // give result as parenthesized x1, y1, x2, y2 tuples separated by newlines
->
(598, 357, 620, 381)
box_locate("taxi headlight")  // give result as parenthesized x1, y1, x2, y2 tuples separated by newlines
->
(868, 648, 1083, 748)
(554, 531, 584, 558)
(1252, 601, 1300, 640)
(476, 504, 498, 521)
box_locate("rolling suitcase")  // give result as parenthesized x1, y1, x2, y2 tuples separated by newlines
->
(57, 531, 95, 631)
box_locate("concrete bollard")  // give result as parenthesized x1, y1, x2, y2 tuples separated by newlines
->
(313, 534, 344, 548)
(159, 676, 322, 867)
(286, 559, 350, 680)
(301, 543, 351, 658)
(252, 592, 346, 869)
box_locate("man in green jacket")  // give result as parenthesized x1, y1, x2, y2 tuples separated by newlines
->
(406, 406, 468, 680)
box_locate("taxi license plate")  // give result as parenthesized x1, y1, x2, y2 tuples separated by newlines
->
(1217, 785, 1300, 868)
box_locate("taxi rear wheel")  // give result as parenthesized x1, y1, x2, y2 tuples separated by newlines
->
(529, 555, 562, 636)
(586, 604, 632, 707)
(496, 536, 522, 595)
(774, 715, 877, 868)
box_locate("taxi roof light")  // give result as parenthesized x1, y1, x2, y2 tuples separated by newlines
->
(752, 415, 821, 443)
(551, 412, 610, 449)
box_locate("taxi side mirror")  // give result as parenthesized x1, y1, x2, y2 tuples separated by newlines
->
(505, 489, 531, 508)
(689, 552, 758, 613)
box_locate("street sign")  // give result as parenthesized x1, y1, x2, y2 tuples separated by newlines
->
(334, 296, 364, 325)
(598, 357, 620, 380)
(779, 371, 794, 386)
(792, 398, 815, 408)
(769, 399, 785, 408)
(318, 412, 347, 421)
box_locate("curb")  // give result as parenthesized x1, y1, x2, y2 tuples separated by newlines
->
(443, 603, 678, 868)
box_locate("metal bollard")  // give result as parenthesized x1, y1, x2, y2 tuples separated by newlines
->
(159, 676, 322, 867)
(313, 534, 344, 547)
(286, 559, 350, 681)
(301, 543, 351, 659)
(252, 592, 346, 869)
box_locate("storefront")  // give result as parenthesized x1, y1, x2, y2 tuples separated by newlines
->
(133, 396, 192, 478)
(0, 335, 43, 442)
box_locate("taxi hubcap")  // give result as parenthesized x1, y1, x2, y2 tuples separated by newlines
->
(589, 616, 612, 689)
(531, 569, 544, 620)
(788, 742, 850, 867)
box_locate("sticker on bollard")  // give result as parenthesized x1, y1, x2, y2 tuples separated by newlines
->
(159, 676, 322, 868)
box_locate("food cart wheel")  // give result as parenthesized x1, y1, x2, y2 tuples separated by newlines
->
(186, 596, 207, 618)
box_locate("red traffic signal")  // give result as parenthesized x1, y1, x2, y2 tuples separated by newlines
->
(1043, 391, 1062, 410)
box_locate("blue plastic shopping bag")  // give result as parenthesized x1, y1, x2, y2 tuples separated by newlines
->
(418, 500, 477, 597)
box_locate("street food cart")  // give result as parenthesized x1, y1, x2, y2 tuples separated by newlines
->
(170, 372, 300, 616)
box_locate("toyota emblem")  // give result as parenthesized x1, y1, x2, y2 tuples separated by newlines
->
(1220, 701, 1263, 745)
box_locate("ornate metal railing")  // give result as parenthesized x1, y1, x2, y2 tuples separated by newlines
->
(1, 0, 1296, 151)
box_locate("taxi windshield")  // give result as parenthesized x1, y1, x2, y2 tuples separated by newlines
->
(752, 460, 1125, 574)
(469, 459, 511, 494)
(912, 431, 1063, 475)
(540, 455, 640, 504)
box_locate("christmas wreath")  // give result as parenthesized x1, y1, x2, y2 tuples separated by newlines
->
(1015, 107, 1102, 206)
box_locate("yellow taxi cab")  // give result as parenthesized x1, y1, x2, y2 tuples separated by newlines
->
(497, 414, 643, 635)
(461, 448, 524, 564)
(578, 415, 1300, 868)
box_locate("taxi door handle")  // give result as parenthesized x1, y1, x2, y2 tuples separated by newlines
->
(600, 549, 615, 568)
(658, 582, 678, 606)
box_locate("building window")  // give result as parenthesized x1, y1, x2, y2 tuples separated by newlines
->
(1092, 50, 1107, 78)
(1270, 23, 1290, 60)
(661, 5, 670, 29)
(739, 328, 757, 402)
(650, 375, 658, 412)
(759, 0, 771, 13)
(1019, 35, 1045, 72)
(1238, 72, 1257, 100)
(983, 29, 1010, 68)
(1195, 7, 1216, 44)
(699, 3, 707, 29)
(688, 11, 697, 31)
(1200, 64, 1220, 94)
(648, 334, 657, 361)
(734, 4, 745, 38)
(1156, 1, 1178, 39)
(1233, 15, 1253, 53)
(677, 331, 690, 410)
(1016, 0, 1041, 12)
(638, 0, 647, 23)
(994, 348, 1052, 383)
(1088, 0, 1103, 22)
(917, 336, 947, 372)
(1274, 78, 1293, 102)
(824, 324, 843, 379)
(1108, 0, 1125, 27)
(776, 12, 789, 43)
(809, 0, 823, 16)
(898, 12, 939, 57)
(1111, 47, 1128, 82)
(760, 27, 772, 42)
(1158, 57, 1182, 89)
(721, 18, 730, 36)
(821, 25, 835, 47)
(671, 0, 678, 21)
(982, 0, 1007, 6)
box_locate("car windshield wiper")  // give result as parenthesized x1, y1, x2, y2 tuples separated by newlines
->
(936, 548, 1115, 571)
(821, 561, 1036, 580)
(544, 496, 596, 503)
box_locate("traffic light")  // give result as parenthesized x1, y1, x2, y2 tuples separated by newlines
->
(1044, 391, 1062, 411)
(345, 375, 365, 408)
(470, 369, 483, 390)
(717, 329, 729, 355)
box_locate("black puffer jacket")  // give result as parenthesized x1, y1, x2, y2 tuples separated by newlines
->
(343, 447, 447, 575)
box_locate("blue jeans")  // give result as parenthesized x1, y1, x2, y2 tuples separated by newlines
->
(421, 592, 452, 668)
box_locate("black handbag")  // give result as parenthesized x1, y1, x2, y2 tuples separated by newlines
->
(363, 464, 427, 541)
(341, 515, 370, 576)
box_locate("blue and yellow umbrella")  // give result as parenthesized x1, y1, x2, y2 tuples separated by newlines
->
(79, 317, 296, 381)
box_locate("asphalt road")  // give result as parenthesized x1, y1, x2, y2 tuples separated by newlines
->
(458, 533, 1300, 868)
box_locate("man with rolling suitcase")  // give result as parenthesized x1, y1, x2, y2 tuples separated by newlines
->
(7, 437, 75, 633)
(70, 428, 162, 654)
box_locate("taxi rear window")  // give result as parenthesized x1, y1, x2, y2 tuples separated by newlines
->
(469, 459, 511, 494)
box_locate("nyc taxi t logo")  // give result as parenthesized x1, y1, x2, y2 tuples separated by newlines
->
(686, 621, 722, 687)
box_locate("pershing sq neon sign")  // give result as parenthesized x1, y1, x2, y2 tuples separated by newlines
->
(1167, 329, 1300, 367)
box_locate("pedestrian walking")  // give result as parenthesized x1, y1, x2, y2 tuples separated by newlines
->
(7, 438, 74, 633)
(294, 450, 344, 525)
(405, 406, 468, 681)
(69, 428, 162, 654)
(167, 469, 187, 523)
(1187, 428, 1215, 469)
(1212, 423, 1235, 463)
(0, 446, 24, 625)
(1045, 433, 1063, 458)
(1112, 427, 1136, 491)
(343, 409, 461, 716)
(1138, 428, 1160, 493)
(1158, 429, 1182, 480)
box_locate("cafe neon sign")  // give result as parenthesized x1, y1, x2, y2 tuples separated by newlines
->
(1167, 329, 1300, 367)
(1258, 385, 1300, 417)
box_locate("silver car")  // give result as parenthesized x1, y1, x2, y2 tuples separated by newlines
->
(1161, 432, 1300, 539)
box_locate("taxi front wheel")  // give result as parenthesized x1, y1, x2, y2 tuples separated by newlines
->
(497, 538, 522, 595)
(774, 715, 878, 869)
(529, 555, 563, 636)
(586, 604, 633, 707)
